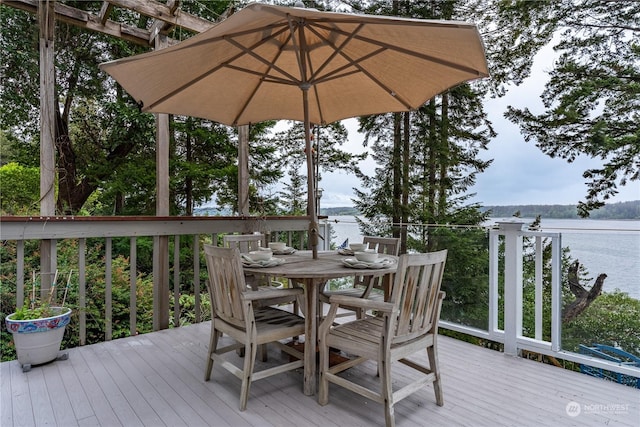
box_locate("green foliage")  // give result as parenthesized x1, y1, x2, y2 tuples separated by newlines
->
(0, 238, 156, 362)
(563, 292, 640, 355)
(502, 1, 640, 216)
(10, 304, 57, 321)
(171, 293, 211, 327)
(435, 226, 491, 329)
(270, 121, 365, 216)
(0, 162, 40, 214)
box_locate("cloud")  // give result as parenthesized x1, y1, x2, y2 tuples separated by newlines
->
(317, 41, 639, 208)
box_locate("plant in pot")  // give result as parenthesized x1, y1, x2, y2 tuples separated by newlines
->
(5, 270, 73, 372)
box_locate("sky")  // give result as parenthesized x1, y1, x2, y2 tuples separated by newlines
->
(314, 42, 640, 209)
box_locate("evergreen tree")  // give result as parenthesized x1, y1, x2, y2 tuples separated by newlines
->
(499, 1, 640, 216)
(271, 121, 365, 215)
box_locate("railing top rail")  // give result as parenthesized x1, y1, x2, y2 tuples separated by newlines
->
(0, 215, 320, 240)
(0, 215, 321, 223)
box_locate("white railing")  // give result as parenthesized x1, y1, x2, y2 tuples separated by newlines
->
(440, 220, 639, 380)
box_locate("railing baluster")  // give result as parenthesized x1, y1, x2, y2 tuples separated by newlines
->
(488, 230, 500, 337)
(16, 240, 24, 308)
(173, 235, 180, 327)
(130, 237, 137, 336)
(79, 238, 87, 345)
(535, 236, 543, 340)
(105, 237, 112, 341)
(193, 235, 200, 323)
(551, 234, 562, 352)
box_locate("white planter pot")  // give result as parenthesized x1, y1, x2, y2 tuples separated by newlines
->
(6, 307, 72, 371)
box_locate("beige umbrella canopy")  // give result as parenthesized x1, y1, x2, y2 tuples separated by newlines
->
(100, 2, 489, 257)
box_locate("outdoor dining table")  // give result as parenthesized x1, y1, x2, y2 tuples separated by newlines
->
(243, 250, 398, 396)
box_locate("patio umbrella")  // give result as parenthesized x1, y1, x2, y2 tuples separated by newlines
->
(99, 2, 489, 258)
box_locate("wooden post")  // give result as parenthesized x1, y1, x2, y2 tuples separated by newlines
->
(153, 34, 170, 331)
(39, 0, 56, 294)
(238, 125, 250, 216)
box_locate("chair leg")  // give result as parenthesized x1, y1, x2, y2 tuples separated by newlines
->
(239, 341, 258, 411)
(380, 356, 395, 427)
(259, 344, 268, 362)
(427, 344, 444, 406)
(318, 336, 330, 406)
(205, 323, 219, 381)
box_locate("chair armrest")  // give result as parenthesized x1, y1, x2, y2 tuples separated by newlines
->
(329, 294, 394, 313)
(242, 288, 303, 302)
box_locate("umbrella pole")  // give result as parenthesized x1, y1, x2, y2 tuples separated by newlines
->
(303, 88, 319, 259)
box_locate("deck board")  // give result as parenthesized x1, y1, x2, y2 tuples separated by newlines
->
(1, 321, 638, 427)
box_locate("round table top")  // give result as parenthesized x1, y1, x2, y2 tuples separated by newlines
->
(242, 250, 398, 280)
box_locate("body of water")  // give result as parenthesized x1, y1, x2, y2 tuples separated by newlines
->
(328, 216, 640, 300)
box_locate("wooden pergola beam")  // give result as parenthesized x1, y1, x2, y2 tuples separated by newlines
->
(106, 0, 213, 33)
(148, 0, 178, 43)
(1, 0, 215, 46)
(98, 1, 114, 25)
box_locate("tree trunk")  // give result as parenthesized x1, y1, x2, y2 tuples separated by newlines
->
(426, 99, 437, 252)
(185, 121, 193, 216)
(438, 92, 449, 220)
(55, 108, 92, 214)
(392, 112, 402, 240)
(562, 260, 607, 322)
(401, 111, 410, 254)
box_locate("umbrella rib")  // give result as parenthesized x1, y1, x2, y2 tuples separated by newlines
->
(227, 25, 299, 125)
(224, 64, 297, 86)
(305, 23, 414, 110)
(146, 23, 302, 112)
(225, 35, 301, 86)
(311, 21, 487, 77)
(143, 47, 251, 112)
(305, 22, 365, 85)
(341, 55, 414, 110)
(287, 15, 307, 87)
(302, 39, 325, 125)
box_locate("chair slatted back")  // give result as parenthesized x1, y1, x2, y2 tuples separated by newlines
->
(364, 236, 400, 256)
(204, 244, 248, 329)
(223, 234, 265, 253)
(388, 250, 447, 344)
(359, 236, 401, 291)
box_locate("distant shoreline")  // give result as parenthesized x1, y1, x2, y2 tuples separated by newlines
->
(321, 200, 639, 220)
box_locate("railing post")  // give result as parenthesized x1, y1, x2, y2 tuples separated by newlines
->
(498, 221, 525, 356)
(551, 234, 563, 352)
(153, 236, 170, 331)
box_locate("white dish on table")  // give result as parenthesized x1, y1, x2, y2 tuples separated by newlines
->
(271, 246, 296, 255)
(268, 242, 287, 251)
(241, 256, 285, 268)
(349, 243, 367, 252)
(247, 250, 272, 261)
(354, 250, 378, 263)
(342, 257, 396, 269)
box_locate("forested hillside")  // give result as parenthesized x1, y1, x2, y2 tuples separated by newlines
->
(480, 200, 639, 219)
(322, 200, 639, 219)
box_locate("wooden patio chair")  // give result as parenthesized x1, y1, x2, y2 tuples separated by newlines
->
(223, 233, 299, 313)
(203, 244, 306, 411)
(318, 250, 448, 427)
(222, 233, 265, 258)
(319, 236, 400, 319)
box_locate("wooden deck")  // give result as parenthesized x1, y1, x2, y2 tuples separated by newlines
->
(1, 322, 638, 427)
